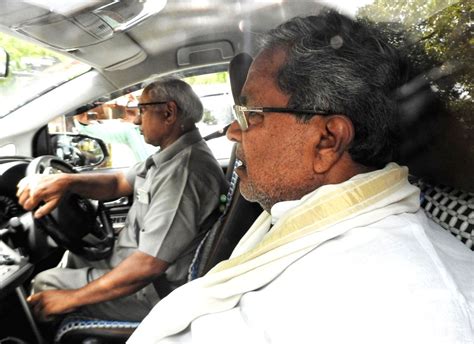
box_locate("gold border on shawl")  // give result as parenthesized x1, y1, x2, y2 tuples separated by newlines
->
(213, 165, 408, 273)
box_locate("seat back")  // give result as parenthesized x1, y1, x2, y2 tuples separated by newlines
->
(413, 178, 473, 250)
(184, 52, 256, 280)
(228, 52, 253, 105)
(188, 162, 262, 280)
(189, 52, 261, 277)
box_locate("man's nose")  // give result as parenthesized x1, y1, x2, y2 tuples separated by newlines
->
(133, 114, 142, 125)
(226, 120, 242, 142)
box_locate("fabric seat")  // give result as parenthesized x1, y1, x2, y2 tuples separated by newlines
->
(54, 316, 140, 344)
(188, 164, 263, 280)
(412, 177, 473, 250)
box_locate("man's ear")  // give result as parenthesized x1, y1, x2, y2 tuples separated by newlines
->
(164, 101, 178, 125)
(313, 115, 354, 174)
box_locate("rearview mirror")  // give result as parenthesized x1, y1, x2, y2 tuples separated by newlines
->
(50, 134, 109, 171)
(0, 48, 9, 78)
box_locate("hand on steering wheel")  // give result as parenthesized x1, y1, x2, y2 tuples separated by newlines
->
(18, 156, 114, 261)
(17, 173, 66, 219)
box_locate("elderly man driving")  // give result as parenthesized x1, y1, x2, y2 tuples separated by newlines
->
(17, 78, 228, 323)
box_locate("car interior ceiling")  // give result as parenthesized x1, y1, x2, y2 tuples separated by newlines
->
(0, 1, 327, 93)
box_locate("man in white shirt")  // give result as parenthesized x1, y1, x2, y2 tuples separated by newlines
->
(129, 9, 474, 344)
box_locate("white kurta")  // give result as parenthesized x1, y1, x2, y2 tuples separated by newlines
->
(162, 211, 474, 343)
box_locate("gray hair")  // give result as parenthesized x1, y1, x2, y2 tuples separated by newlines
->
(260, 10, 409, 168)
(143, 77, 203, 124)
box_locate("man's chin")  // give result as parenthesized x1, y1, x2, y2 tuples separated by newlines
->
(238, 176, 254, 201)
(239, 179, 266, 205)
(238, 179, 272, 211)
(239, 186, 253, 202)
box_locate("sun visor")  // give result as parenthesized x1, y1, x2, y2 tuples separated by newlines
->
(71, 34, 147, 71)
(0, 2, 49, 27)
(10, 0, 166, 50)
(15, 13, 114, 50)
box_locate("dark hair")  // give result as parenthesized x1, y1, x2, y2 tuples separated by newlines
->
(260, 10, 410, 168)
(143, 77, 203, 124)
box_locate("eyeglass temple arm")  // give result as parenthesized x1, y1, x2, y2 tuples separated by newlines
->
(203, 123, 232, 141)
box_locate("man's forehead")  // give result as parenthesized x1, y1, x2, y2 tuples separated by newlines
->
(240, 74, 273, 106)
(240, 48, 288, 106)
(139, 91, 151, 101)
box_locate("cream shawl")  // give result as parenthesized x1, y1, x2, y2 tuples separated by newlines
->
(128, 163, 420, 343)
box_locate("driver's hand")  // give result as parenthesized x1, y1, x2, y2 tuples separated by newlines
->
(27, 290, 79, 322)
(16, 174, 65, 218)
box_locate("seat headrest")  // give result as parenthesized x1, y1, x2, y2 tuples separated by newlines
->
(228, 52, 253, 105)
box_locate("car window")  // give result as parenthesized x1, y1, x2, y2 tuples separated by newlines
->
(184, 73, 234, 163)
(48, 95, 156, 169)
(48, 72, 234, 169)
(357, 0, 473, 189)
(0, 32, 90, 118)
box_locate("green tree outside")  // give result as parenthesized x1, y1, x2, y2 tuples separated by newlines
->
(358, 0, 473, 191)
(0, 32, 69, 85)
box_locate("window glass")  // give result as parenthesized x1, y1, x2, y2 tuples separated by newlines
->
(357, 0, 473, 189)
(0, 32, 90, 118)
(185, 72, 234, 163)
(0, 143, 15, 156)
(48, 92, 156, 168)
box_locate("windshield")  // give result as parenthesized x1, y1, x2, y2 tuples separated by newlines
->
(0, 32, 90, 118)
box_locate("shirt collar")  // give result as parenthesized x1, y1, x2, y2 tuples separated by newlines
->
(147, 128, 203, 168)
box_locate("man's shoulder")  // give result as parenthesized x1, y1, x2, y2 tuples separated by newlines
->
(157, 140, 225, 182)
(188, 140, 224, 170)
(250, 211, 474, 342)
(127, 159, 147, 177)
(275, 210, 473, 287)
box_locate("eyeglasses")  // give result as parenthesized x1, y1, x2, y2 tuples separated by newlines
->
(232, 105, 331, 131)
(128, 101, 168, 115)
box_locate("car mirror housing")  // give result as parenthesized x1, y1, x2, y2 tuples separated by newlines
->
(0, 47, 9, 78)
(50, 134, 110, 171)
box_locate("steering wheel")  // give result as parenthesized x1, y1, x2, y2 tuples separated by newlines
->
(26, 156, 114, 261)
